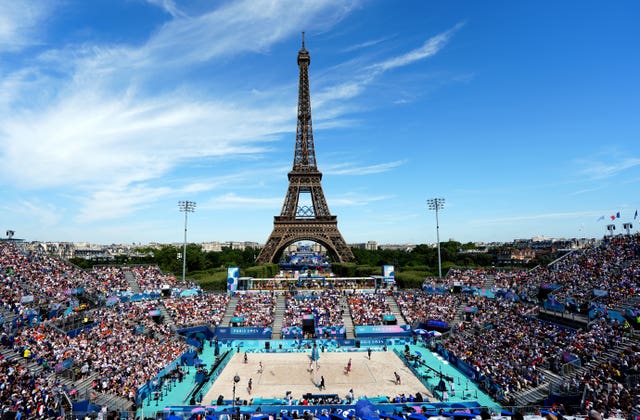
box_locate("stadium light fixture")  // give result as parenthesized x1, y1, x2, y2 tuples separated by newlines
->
(606, 223, 616, 237)
(178, 201, 196, 283)
(427, 198, 445, 278)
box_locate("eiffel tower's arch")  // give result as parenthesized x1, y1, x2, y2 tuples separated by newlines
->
(256, 36, 353, 265)
(262, 234, 347, 266)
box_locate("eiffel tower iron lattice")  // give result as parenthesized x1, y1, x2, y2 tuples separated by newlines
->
(256, 35, 354, 265)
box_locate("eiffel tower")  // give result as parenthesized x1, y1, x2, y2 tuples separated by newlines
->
(256, 35, 354, 265)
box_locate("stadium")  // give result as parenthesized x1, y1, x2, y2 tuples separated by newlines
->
(1, 233, 639, 420)
(0, 6, 640, 420)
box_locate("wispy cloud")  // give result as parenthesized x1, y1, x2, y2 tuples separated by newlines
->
(76, 184, 174, 222)
(324, 160, 406, 175)
(145, 0, 184, 18)
(577, 156, 640, 179)
(0, 0, 361, 188)
(0, 0, 53, 52)
(201, 193, 282, 210)
(130, 0, 360, 70)
(329, 193, 393, 206)
(313, 22, 465, 112)
(0, 1, 460, 228)
(5, 199, 61, 226)
(341, 37, 390, 53)
(0, 91, 282, 190)
(368, 22, 464, 73)
(568, 185, 608, 196)
(473, 210, 606, 225)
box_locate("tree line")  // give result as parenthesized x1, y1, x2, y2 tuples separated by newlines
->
(69, 241, 552, 290)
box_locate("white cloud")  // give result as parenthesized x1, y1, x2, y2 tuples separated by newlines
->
(369, 22, 464, 73)
(0, 0, 461, 229)
(144, 0, 184, 17)
(76, 184, 173, 222)
(0, 0, 365, 196)
(329, 193, 393, 207)
(324, 160, 406, 175)
(0, 90, 286, 190)
(4, 199, 61, 226)
(341, 37, 390, 53)
(0, 0, 52, 52)
(129, 0, 360, 70)
(312, 22, 464, 118)
(577, 156, 640, 179)
(472, 210, 604, 225)
(201, 193, 282, 210)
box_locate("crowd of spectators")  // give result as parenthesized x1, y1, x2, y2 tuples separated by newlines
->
(395, 291, 468, 326)
(534, 234, 640, 311)
(130, 265, 195, 295)
(577, 338, 640, 417)
(347, 292, 391, 326)
(1, 242, 99, 325)
(0, 243, 195, 417)
(231, 292, 276, 327)
(0, 355, 65, 418)
(3, 232, 640, 417)
(164, 294, 229, 328)
(6, 300, 189, 402)
(440, 297, 636, 416)
(443, 268, 491, 288)
(89, 266, 129, 296)
(282, 290, 344, 328)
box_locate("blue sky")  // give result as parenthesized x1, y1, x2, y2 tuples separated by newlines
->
(1, 0, 639, 246)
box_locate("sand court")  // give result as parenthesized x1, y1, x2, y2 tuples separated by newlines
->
(203, 350, 433, 404)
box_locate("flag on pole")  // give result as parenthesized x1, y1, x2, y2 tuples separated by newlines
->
(616, 211, 621, 218)
(635, 209, 638, 220)
(610, 215, 616, 221)
(597, 215, 605, 222)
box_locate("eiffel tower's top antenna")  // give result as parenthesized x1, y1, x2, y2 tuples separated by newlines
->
(294, 31, 314, 170)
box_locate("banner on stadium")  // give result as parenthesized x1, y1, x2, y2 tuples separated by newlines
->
(227, 267, 239, 293)
(354, 324, 411, 337)
(279, 325, 345, 339)
(382, 265, 395, 283)
(215, 326, 273, 339)
(418, 319, 450, 332)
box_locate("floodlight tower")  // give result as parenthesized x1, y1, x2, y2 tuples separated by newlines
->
(427, 198, 445, 278)
(232, 374, 240, 414)
(606, 223, 616, 237)
(178, 201, 196, 283)
(623, 222, 633, 235)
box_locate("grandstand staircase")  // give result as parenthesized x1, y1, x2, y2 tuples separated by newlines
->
(221, 295, 240, 326)
(508, 333, 638, 407)
(452, 302, 467, 327)
(482, 274, 496, 290)
(0, 306, 18, 326)
(270, 294, 286, 339)
(385, 295, 407, 324)
(340, 297, 355, 339)
(124, 270, 142, 294)
(569, 333, 637, 380)
(508, 381, 550, 407)
(90, 389, 134, 413)
(0, 346, 46, 375)
(158, 303, 177, 331)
